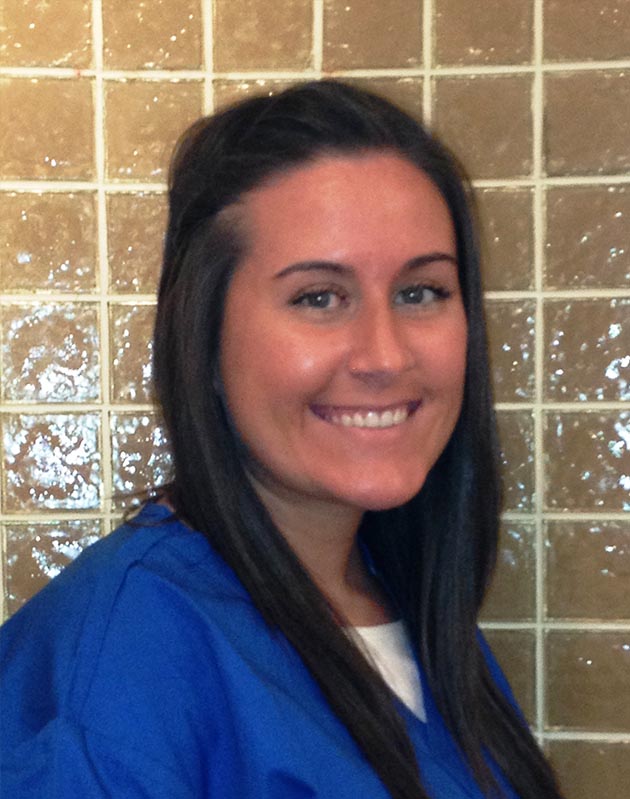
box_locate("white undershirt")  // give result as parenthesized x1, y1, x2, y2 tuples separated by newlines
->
(351, 620, 426, 722)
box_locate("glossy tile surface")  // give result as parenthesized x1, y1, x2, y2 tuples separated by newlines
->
(485, 300, 536, 402)
(433, 75, 533, 179)
(213, 0, 312, 71)
(544, 411, 630, 511)
(105, 80, 202, 182)
(545, 185, 630, 289)
(544, 0, 630, 62)
(109, 304, 156, 403)
(0, 78, 94, 181)
(545, 521, 630, 621)
(0, 192, 97, 293)
(107, 193, 166, 294)
(111, 413, 172, 507)
(102, 0, 202, 70)
(4, 519, 102, 615)
(496, 410, 535, 512)
(481, 521, 536, 621)
(1, 413, 101, 511)
(545, 71, 630, 176)
(483, 629, 536, 723)
(435, 0, 533, 66)
(544, 299, 630, 402)
(548, 741, 630, 799)
(477, 188, 535, 291)
(546, 631, 630, 731)
(0, 0, 92, 68)
(1, 302, 100, 402)
(323, 0, 422, 70)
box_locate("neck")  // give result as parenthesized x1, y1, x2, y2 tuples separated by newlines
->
(250, 475, 393, 626)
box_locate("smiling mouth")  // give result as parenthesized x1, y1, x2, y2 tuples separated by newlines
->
(311, 401, 421, 429)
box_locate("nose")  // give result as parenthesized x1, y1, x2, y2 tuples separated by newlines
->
(347, 305, 415, 381)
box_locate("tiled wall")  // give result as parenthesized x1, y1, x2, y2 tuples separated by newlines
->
(1, 2, 629, 795)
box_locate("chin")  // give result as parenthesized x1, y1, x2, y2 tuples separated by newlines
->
(343, 477, 427, 513)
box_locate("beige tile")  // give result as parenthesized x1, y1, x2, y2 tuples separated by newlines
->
(481, 521, 536, 622)
(433, 75, 533, 179)
(107, 193, 166, 294)
(105, 80, 203, 182)
(544, 411, 630, 511)
(545, 185, 630, 289)
(213, 0, 312, 71)
(110, 413, 172, 508)
(546, 631, 630, 731)
(343, 77, 423, 121)
(545, 521, 630, 621)
(213, 78, 302, 110)
(0, 0, 92, 68)
(0, 78, 94, 181)
(545, 71, 630, 176)
(0, 192, 97, 293)
(496, 410, 535, 512)
(544, 299, 630, 402)
(323, 0, 422, 70)
(435, 0, 533, 66)
(3, 519, 102, 616)
(1, 413, 101, 512)
(485, 300, 536, 403)
(545, 0, 630, 62)
(109, 303, 156, 403)
(1, 302, 100, 403)
(477, 188, 535, 291)
(483, 629, 536, 723)
(548, 741, 630, 799)
(103, 0, 202, 70)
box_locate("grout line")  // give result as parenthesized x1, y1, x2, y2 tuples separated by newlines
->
(4, 59, 630, 81)
(91, 0, 114, 535)
(313, 0, 324, 76)
(5, 174, 630, 195)
(201, 0, 214, 112)
(422, 0, 433, 123)
(532, 0, 546, 741)
(542, 731, 630, 743)
(481, 621, 630, 631)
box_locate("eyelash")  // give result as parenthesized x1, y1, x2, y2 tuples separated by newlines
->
(290, 283, 452, 311)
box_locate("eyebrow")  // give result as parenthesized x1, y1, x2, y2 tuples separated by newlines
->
(273, 252, 458, 280)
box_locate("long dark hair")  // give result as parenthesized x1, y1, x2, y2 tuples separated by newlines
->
(153, 81, 562, 799)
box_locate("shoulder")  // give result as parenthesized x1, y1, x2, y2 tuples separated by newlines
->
(1, 504, 248, 740)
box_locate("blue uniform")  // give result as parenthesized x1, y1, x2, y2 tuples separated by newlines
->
(1, 503, 520, 798)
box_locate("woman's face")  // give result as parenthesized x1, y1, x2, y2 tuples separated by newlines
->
(219, 152, 468, 515)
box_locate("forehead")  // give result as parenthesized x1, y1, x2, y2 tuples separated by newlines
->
(237, 152, 456, 261)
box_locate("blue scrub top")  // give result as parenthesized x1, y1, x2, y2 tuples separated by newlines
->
(1, 503, 521, 798)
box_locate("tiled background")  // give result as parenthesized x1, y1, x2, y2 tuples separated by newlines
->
(1, 2, 629, 795)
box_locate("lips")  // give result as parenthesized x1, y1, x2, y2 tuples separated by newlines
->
(311, 400, 421, 429)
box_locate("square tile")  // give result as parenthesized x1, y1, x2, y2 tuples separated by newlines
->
(486, 299, 536, 402)
(545, 0, 630, 62)
(433, 75, 533, 179)
(109, 303, 156, 403)
(545, 185, 630, 289)
(544, 298, 630, 402)
(105, 80, 203, 182)
(481, 521, 536, 621)
(1, 302, 100, 402)
(545, 71, 630, 176)
(1, 413, 101, 511)
(548, 741, 630, 799)
(323, 0, 422, 70)
(110, 413, 172, 507)
(0, 192, 97, 293)
(213, 0, 312, 71)
(103, 0, 202, 70)
(0, 78, 94, 181)
(483, 629, 536, 723)
(435, 0, 533, 66)
(497, 410, 535, 512)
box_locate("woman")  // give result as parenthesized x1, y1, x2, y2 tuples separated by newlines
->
(1, 81, 563, 798)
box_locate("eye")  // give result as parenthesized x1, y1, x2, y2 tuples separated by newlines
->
(394, 284, 450, 306)
(291, 288, 346, 310)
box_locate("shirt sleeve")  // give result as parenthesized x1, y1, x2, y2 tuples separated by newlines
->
(2, 715, 198, 799)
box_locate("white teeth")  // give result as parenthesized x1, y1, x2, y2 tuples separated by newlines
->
(329, 406, 410, 429)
